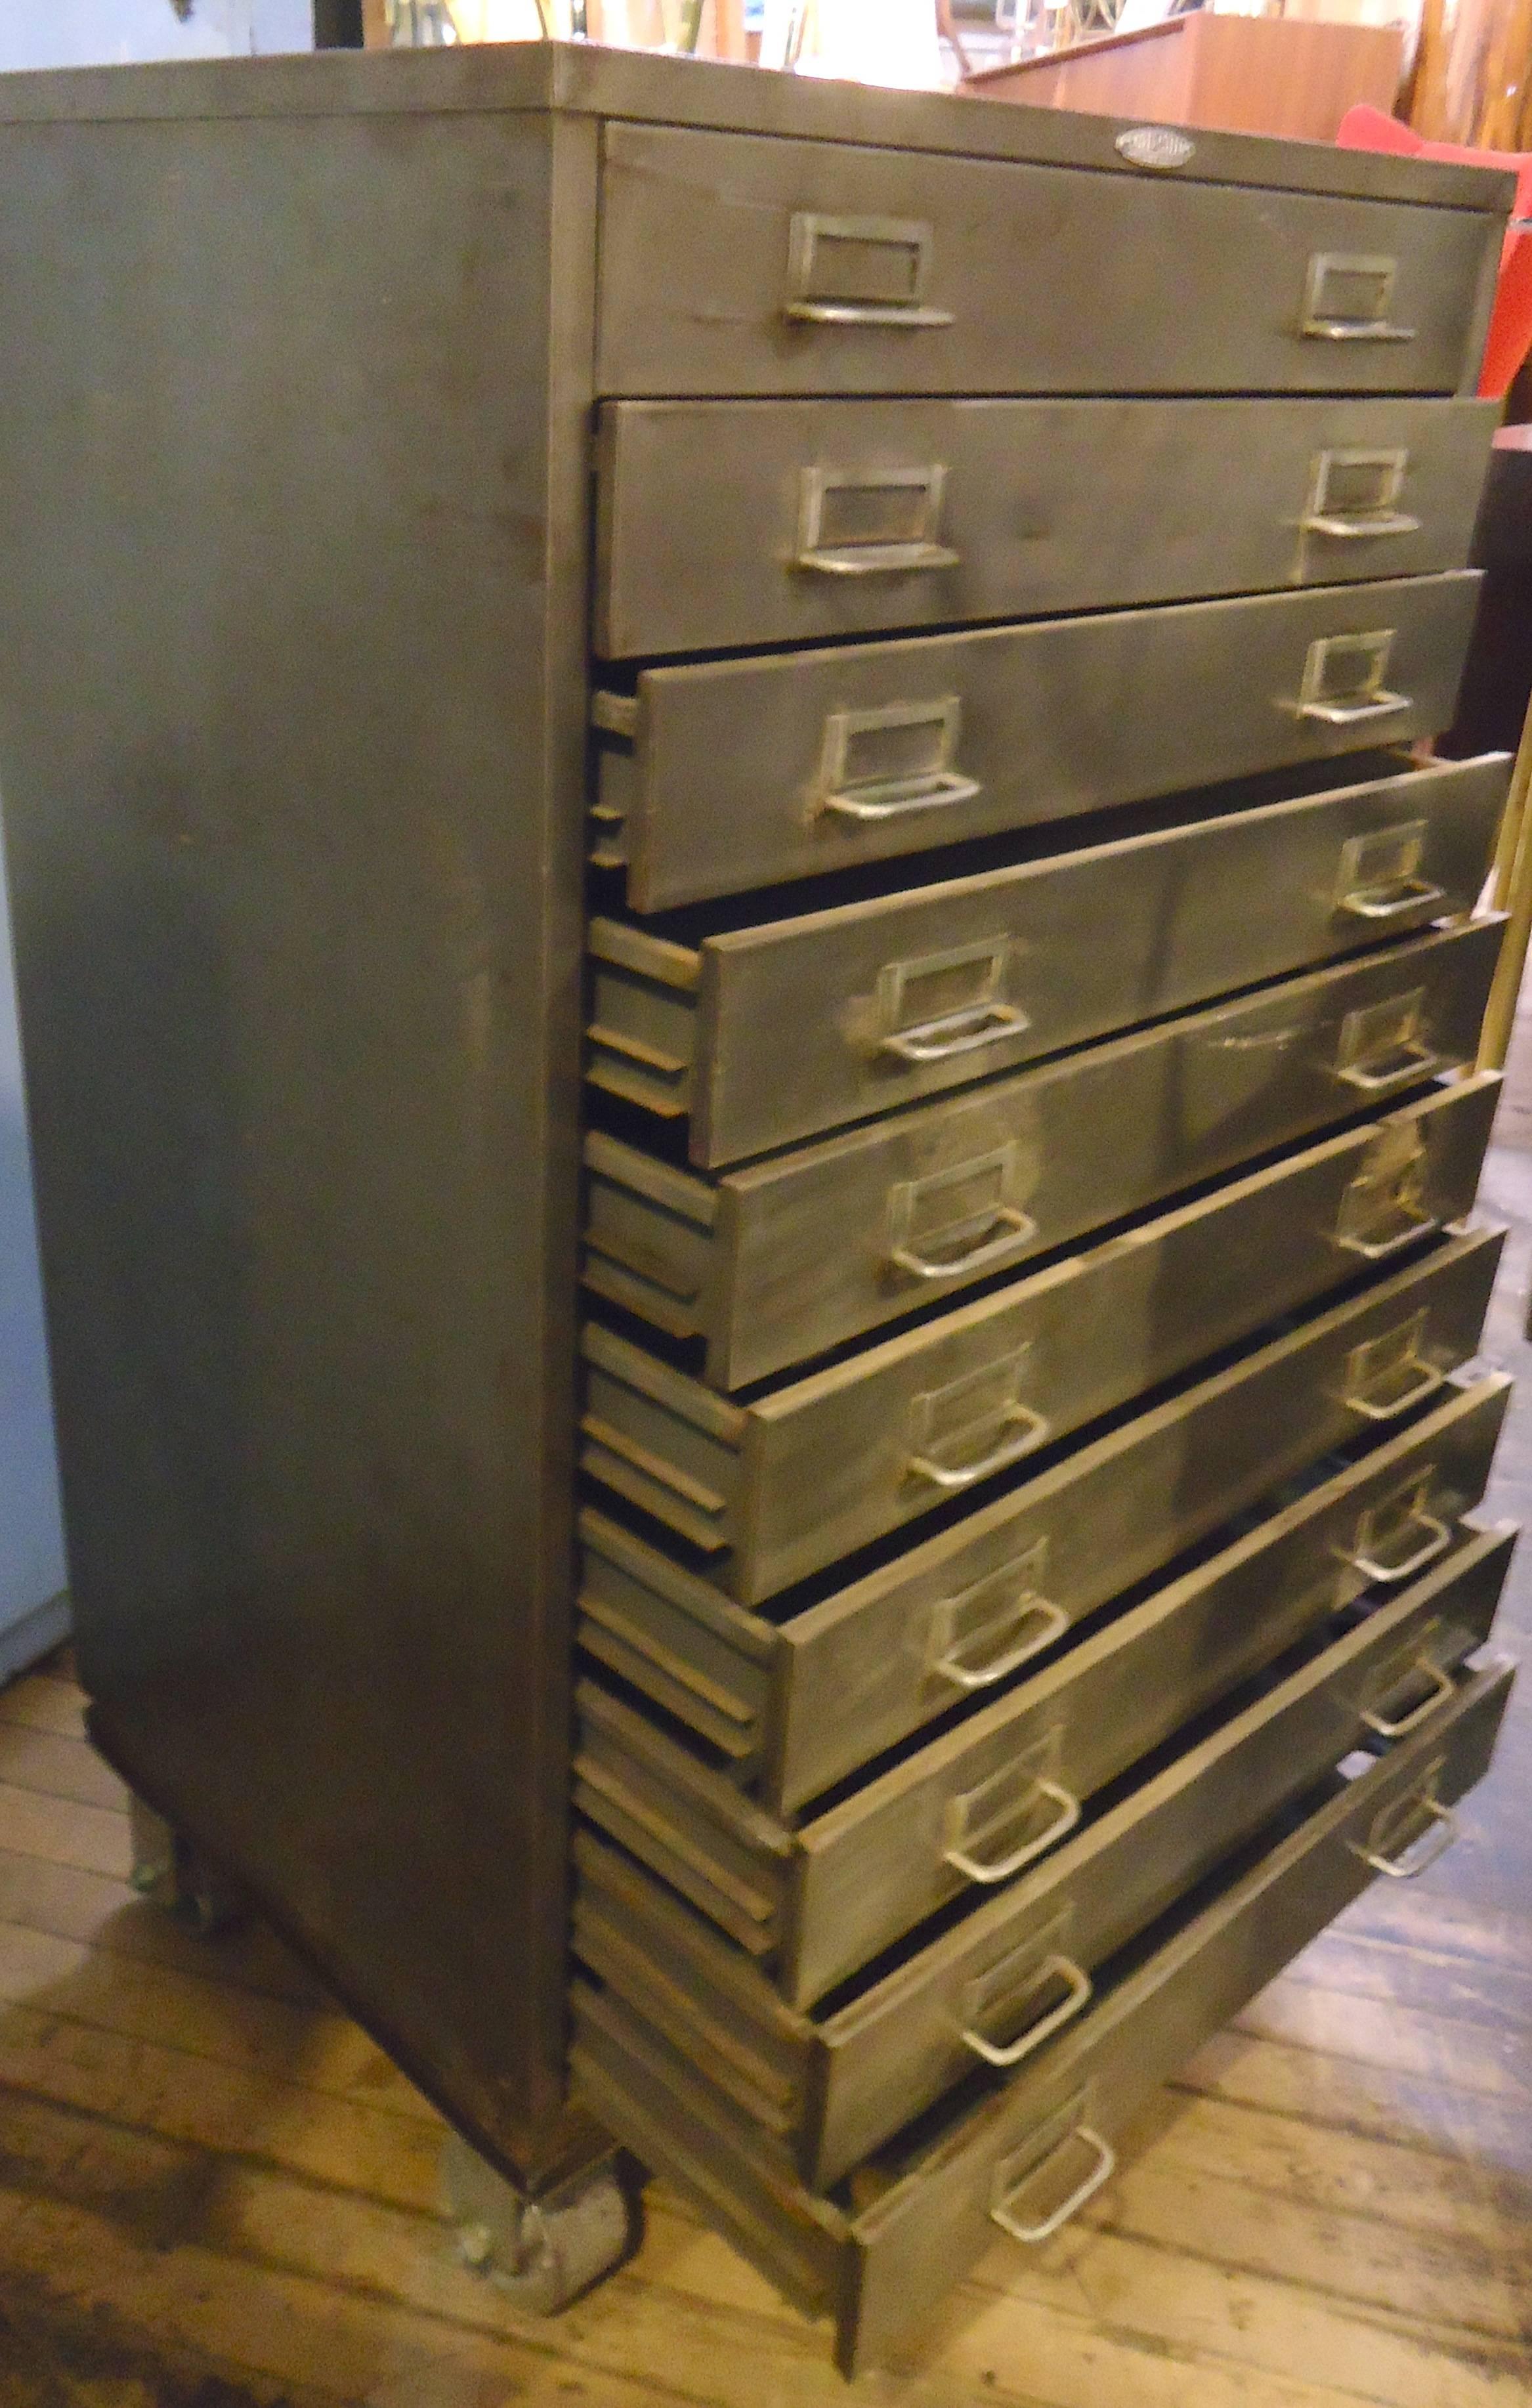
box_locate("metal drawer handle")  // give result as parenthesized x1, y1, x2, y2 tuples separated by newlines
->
(990, 2125, 1116, 2245)
(1340, 1312, 1447, 1424)
(929, 1599, 1069, 1695)
(1361, 1656, 1457, 1740)
(1347, 1362, 1447, 1422)
(1302, 251, 1415, 343)
(1354, 1792, 1458, 1879)
(1336, 1208, 1441, 1262)
(1292, 630, 1407, 729)
(881, 1002, 1031, 1065)
(815, 698, 981, 825)
(1334, 989, 1442, 1098)
(1299, 445, 1421, 540)
(944, 1777, 1081, 1885)
(784, 211, 954, 330)
(1338, 878, 1445, 922)
(892, 1206, 1038, 1283)
(1342, 1511, 1453, 1587)
(961, 1953, 1093, 2069)
(796, 465, 959, 579)
(909, 1404, 1051, 1493)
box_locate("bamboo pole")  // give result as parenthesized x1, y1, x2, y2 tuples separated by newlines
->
(1478, 685, 1532, 1071)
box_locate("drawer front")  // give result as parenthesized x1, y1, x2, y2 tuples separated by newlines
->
(586, 752, 1506, 1167)
(584, 920, 1502, 1390)
(594, 395, 1495, 659)
(595, 573, 1481, 911)
(595, 125, 1500, 402)
(574, 1515, 1513, 2185)
(570, 1660, 1516, 2371)
(842, 1655, 1516, 2375)
(581, 1082, 1502, 1605)
(578, 1260, 1506, 1811)
(784, 1511, 1513, 2010)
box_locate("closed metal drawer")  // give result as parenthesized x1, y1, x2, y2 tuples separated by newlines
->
(592, 574, 1481, 911)
(578, 1299, 1508, 1809)
(572, 1656, 1515, 2376)
(593, 396, 1495, 659)
(584, 922, 1502, 1390)
(581, 1081, 1500, 1604)
(575, 1501, 1515, 2182)
(576, 1473, 1511, 2007)
(595, 124, 1502, 402)
(585, 752, 1506, 1167)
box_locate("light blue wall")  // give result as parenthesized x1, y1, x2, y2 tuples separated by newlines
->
(0, 0, 312, 1679)
(0, 2, 312, 71)
(1, 824, 68, 1663)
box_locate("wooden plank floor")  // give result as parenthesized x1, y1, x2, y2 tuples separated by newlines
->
(3, 1163, 1531, 2405)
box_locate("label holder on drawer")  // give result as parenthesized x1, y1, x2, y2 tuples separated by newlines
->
(783, 212, 954, 330)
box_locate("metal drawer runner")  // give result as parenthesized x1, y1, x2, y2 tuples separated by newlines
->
(585, 750, 1506, 1167)
(575, 1512, 1515, 2184)
(593, 572, 1481, 910)
(576, 1469, 1511, 2007)
(595, 122, 1500, 404)
(580, 1081, 1500, 1605)
(572, 1658, 1516, 2376)
(584, 921, 1501, 1390)
(578, 1298, 1507, 1815)
(593, 395, 1495, 660)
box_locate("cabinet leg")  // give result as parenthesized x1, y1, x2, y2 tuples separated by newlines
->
(127, 1795, 249, 1935)
(441, 2130, 635, 2311)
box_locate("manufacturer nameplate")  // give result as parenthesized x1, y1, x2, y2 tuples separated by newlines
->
(1115, 125, 1197, 170)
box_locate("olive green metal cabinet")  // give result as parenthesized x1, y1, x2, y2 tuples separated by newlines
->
(0, 45, 1518, 2373)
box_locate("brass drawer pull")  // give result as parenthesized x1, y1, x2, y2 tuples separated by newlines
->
(1302, 251, 1416, 344)
(887, 1143, 1038, 1284)
(990, 2122, 1117, 2245)
(1351, 1786, 1459, 1878)
(1333, 821, 1443, 924)
(814, 697, 981, 825)
(943, 1760, 1081, 1885)
(1337, 1207, 1441, 1262)
(795, 465, 960, 578)
(1299, 446, 1421, 541)
(783, 211, 954, 329)
(1340, 1311, 1447, 1425)
(1344, 1508, 1453, 1587)
(960, 1951, 1093, 2070)
(927, 1545, 1067, 1690)
(1333, 989, 1443, 1097)
(1293, 630, 1408, 729)
(1361, 1656, 1457, 1740)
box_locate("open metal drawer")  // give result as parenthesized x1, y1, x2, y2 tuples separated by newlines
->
(575, 1480, 1512, 2007)
(584, 923, 1502, 1389)
(591, 576, 1482, 912)
(575, 1516, 1516, 2183)
(584, 752, 1506, 1167)
(572, 1654, 1516, 2375)
(593, 396, 1495, 658)
(580, 1081, 1500, 1604)
(578, 1318, 1508, 1813)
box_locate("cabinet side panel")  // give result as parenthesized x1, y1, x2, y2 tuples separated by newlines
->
(0, 95, 595, 2162)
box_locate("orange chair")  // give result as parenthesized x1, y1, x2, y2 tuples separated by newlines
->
(1336, 104, 1532, 398)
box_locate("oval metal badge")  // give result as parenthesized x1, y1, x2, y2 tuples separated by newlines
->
(1115, 125, 1197, 169)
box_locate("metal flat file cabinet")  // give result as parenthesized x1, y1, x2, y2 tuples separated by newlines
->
(0, 43, 1520, 2375)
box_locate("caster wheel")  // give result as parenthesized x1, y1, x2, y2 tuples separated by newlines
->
(442, 2132, 635, 2312)
(128, 1797, 249, 1936)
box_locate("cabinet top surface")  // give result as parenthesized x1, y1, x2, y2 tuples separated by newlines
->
(0, 40, 1512, 212)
